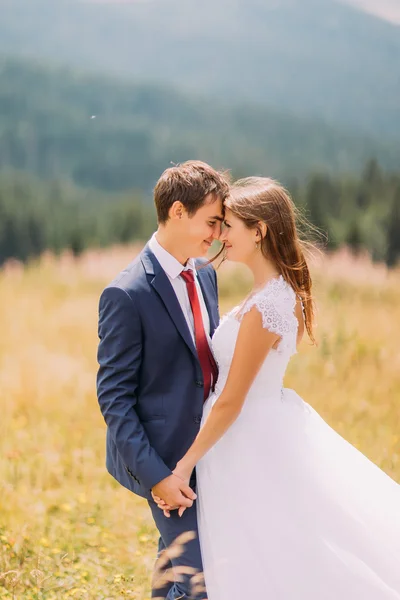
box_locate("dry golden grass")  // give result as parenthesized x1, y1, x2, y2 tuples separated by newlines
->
(0, 245, 399, 598)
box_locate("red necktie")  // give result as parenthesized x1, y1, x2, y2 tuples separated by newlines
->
(180, 270, 219, 400)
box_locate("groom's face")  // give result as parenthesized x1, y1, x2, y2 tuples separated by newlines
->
(182, 194, 224, 258)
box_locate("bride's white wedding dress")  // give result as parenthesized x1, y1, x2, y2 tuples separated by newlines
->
(197, 275, 400, 599)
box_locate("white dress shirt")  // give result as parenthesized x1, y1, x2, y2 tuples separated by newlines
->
(148, 233, 212, 346)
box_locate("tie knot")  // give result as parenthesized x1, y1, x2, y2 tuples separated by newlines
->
(180, 269, 195, 284)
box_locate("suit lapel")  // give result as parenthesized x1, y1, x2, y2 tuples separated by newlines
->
(141, 245, 198, 360)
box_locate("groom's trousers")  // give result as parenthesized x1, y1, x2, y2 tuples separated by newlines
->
(148, 496, 207, 600)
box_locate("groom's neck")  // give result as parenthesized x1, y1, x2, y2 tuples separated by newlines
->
(155, 228, 191, 266)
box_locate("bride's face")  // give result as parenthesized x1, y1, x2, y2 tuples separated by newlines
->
(220, 208, 258, 263)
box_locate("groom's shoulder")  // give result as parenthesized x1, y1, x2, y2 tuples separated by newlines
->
(102, 251, 147, 299)
(195, 257, 208, 268)
(195, 258, 217, 286)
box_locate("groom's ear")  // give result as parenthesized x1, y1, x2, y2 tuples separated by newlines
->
(169, 201, 185, 221)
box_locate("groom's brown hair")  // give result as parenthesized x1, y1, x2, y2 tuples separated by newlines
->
(154, 160, 230, 224)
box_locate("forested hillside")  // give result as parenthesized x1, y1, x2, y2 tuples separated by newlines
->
(1, 0, 399, 137)
(1, 159, 400, 267)
(1, 56, 399, 194)
(1, 53, 400, 267)
(0, 169, 154, 264)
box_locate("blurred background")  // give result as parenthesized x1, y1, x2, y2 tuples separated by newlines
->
(0, 1, 399, 598)
(1, 0, 400, 262)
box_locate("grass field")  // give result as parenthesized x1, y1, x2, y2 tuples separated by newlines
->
(0, 245, 399, 599)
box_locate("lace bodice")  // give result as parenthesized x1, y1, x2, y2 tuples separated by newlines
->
(212, 275, 299, 398)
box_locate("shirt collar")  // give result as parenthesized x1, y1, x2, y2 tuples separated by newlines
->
(149, 233, 197, 280)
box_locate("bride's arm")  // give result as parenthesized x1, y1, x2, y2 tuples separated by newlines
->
(175, 306, 279, 481)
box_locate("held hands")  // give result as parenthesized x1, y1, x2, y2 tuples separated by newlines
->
(151, 464, 194, 518)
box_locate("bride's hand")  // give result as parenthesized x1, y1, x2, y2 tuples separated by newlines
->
(173, 462, 195, 517)
(173, 463, 193, 486)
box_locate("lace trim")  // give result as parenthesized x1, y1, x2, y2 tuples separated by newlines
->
(237, 276, 298, 355)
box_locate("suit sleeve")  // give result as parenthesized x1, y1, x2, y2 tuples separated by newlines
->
(96, 286, 172, 491)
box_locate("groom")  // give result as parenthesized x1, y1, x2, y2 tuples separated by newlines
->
(96, 161, 229, 599)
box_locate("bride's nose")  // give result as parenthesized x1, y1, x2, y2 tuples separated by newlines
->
(219, 228, 227, 243)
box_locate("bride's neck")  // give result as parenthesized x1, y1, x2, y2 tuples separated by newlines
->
(248, 254, 280, 289)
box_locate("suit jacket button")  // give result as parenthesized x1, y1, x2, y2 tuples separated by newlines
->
(194, 416, 202, 425)
(195, 380, 204, 388)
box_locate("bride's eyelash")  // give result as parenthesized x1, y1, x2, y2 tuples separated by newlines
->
(224, 222, 231, 228)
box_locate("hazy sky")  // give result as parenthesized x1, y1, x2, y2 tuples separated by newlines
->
(84, 0, 400, 25)
(345, 0, 400, 24)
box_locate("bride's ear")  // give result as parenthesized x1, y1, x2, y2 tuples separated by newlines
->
(257, 221, 267, 240)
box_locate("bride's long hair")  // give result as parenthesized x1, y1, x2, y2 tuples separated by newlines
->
(226, 177, 317, 344)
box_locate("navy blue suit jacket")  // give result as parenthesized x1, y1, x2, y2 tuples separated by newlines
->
(96, 243, 219, 499)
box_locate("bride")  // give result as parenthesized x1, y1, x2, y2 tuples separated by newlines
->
(156, 177, 400, 599)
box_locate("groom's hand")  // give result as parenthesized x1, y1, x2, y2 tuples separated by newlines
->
(152, 474, 196, 516)
(151, 493, 173, 518)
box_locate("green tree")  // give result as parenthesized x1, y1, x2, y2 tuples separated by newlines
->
(386, 186, 400, 267)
